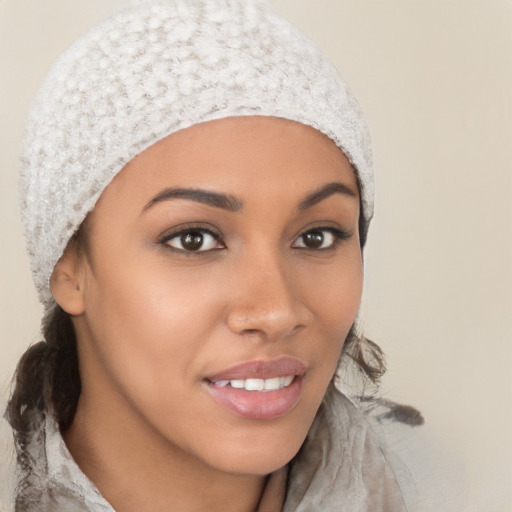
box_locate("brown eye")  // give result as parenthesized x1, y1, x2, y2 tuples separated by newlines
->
(181, 231, 204, 251)
(292, 227, 348, 250)
(302, 230, 325, 249)
(165, 229, 223, 252)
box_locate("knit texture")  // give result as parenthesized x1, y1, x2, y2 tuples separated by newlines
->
(19, 0, 374, 308)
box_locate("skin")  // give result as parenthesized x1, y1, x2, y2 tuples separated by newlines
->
(51, 116, 363, 512)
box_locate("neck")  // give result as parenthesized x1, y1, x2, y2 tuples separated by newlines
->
(64, 393, 277, 512)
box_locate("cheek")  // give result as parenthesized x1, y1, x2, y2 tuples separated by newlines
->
(291, 249, 363, 391)
(302, 252, 364, 374)
(302, 251, 363, 334)
(80, 257, 223, 414)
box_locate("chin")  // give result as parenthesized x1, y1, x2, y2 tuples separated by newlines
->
(212, 447, 299, 476)
(193, 421, 311, 476)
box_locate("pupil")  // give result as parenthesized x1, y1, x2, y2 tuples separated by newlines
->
(304, 231, 324, 249)
(182, 231, 204, 251)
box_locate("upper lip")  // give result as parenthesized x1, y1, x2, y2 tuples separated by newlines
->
(206, 356, 308, 382)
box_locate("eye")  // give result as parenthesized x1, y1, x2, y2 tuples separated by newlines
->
(162, 228, 224, 253)
(292, 227, 350, 250)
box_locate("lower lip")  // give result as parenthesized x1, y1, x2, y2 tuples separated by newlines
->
(205, 377, 303, 420)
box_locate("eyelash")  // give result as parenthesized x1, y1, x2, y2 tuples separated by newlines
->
(159, 226, 351, 254)
(159, 226, 224, 254)
(292, 227, 351, 251)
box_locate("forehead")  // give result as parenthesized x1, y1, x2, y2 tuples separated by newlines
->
(96, 116, 359, 210)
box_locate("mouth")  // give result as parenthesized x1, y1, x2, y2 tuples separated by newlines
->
(211, 375, 295, 392)
(204, 357, 307, 420)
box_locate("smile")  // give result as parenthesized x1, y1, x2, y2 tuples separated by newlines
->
(205, 357, 307, 420)
(213, 376, 294, 391)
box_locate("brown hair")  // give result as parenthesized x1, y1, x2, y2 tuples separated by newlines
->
(5, 214, 390, 504)
(5, 211, 383, 429)
(5, 306, 385, 435)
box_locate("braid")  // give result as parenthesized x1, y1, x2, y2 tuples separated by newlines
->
(4, 305, 81, 505)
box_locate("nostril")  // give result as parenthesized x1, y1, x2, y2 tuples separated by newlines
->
(240, 328, 266, 338)
(225, 276, 312, 340)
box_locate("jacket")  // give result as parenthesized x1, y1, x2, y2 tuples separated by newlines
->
(0, 386, 464, 511)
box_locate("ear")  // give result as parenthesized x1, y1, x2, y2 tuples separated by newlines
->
(50, 246, 86, 316)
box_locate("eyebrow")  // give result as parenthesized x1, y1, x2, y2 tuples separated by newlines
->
(143, 181, 356, 214)
(143, 187, 243, 212)
(298, 182, 358, 211)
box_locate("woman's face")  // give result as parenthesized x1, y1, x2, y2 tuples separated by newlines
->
(71, 116, 363, 475)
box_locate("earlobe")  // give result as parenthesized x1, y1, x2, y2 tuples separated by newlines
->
(50, 249, 86, 316)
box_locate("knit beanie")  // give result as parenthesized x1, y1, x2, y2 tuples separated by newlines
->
(19, 0, 374, 310)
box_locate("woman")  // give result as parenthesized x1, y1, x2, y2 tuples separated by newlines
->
(3, 0, 447, 510)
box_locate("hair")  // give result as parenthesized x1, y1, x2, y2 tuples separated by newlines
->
(5, 198, 390, 506)
(5, 214, 383, 426)
(6, 310, 385, 431)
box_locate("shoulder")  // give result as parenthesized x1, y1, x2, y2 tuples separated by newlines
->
(351, 394, 467, 512)
(0, 405, 15, 512)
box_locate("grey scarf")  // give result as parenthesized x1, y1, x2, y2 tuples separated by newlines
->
(6, 386, 423, 511)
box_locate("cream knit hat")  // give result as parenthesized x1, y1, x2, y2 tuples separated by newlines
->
(19, 0, 374, 309)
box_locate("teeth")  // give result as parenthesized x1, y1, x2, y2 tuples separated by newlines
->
(230, 380, 245, 389)
(245, 378, 264, 391)
(281, 375, 294, 387)
(264, 377, 281, 390)
(213, 376, 295, 391)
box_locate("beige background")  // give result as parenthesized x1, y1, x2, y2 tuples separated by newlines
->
(1, 0, 510, 510)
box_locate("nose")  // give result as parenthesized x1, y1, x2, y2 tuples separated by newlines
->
(225, 250, 312, 342)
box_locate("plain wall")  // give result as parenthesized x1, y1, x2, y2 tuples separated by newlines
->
(1, 1, 510, 510)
